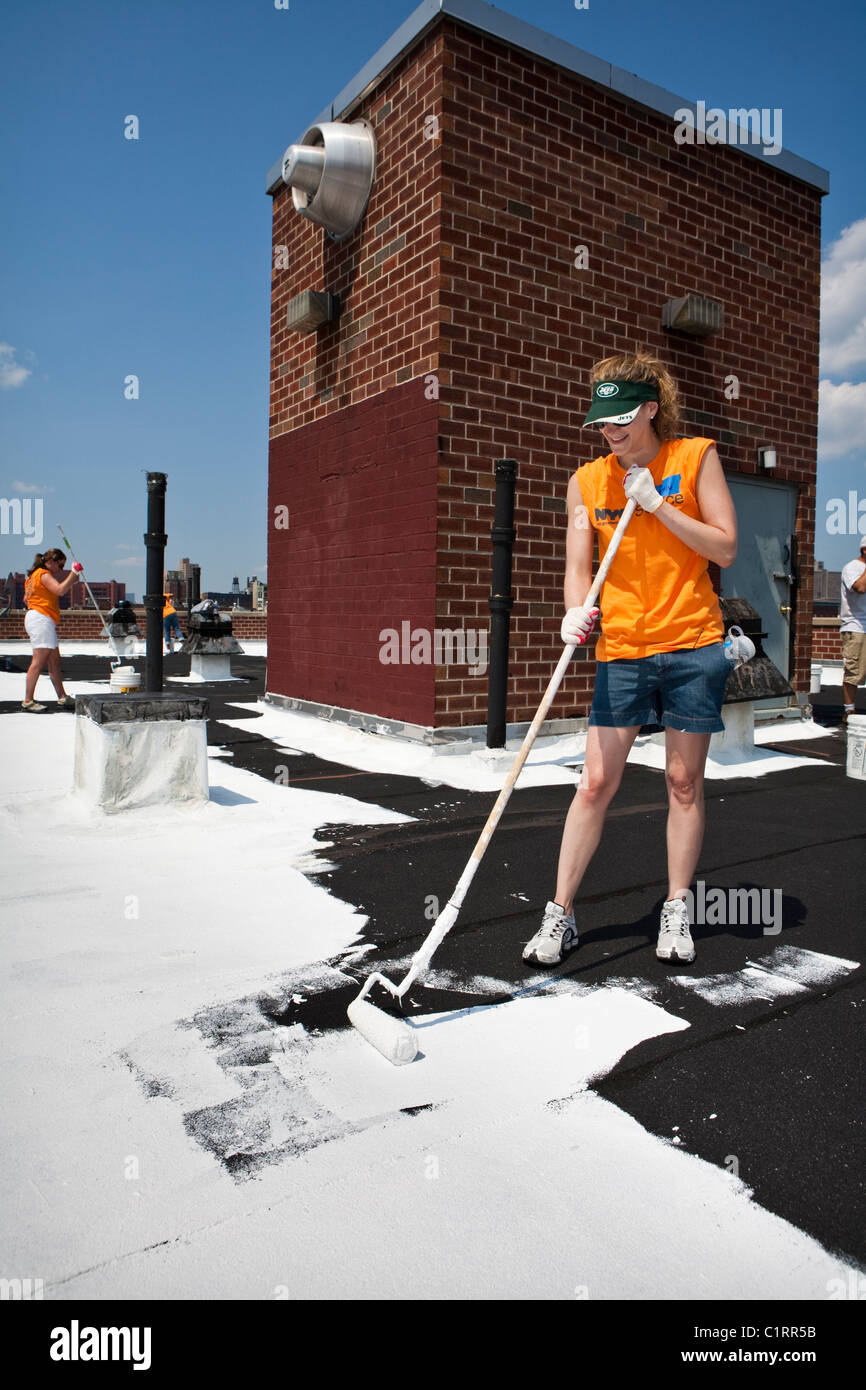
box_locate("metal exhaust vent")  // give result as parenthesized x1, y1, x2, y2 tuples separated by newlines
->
(662, 294, 724, 337)
(281, 120, 376, 241)
(286, 290, 340, 334)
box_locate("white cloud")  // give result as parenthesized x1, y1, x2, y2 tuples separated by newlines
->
(114, 555, 147, 568)
(0, 343, 33, 390)
(820, 217, 866, 378)
(13, 480, 54, 493)
(817, 378, 866, 461)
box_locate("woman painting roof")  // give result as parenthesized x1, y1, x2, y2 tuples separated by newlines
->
(523, 350, 737, 968)
(21, 548, 83, 712)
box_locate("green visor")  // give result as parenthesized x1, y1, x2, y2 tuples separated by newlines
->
(583, 379, 659, 426)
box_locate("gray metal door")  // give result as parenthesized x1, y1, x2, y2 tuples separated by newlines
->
(721, 476, 798, 707)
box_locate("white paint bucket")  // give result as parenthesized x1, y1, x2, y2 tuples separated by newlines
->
(847, 715, 866, 781)
(109, 666, 141, 694)
(810, 662, 822, 694)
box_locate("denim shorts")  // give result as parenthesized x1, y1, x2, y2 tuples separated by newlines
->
(589, 642, 730, 734)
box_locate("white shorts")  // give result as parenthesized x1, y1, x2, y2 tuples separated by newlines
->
(24, 610, 59, 650)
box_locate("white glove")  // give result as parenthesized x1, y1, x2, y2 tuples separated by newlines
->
(622, 465, 663, 514)
(561, 605, 599, 646)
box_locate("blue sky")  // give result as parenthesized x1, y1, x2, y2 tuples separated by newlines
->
(1, 0, 864, 595)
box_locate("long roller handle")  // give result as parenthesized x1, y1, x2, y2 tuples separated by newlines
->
(396, 498, 637, 997)
(57, 523, 123, 665)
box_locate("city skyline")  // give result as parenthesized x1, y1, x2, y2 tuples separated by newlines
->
(3, 560, 266, 611)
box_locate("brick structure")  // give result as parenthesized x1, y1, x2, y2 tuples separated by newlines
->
(66, 580, 125, 610)
(1, 609, 267, 641)
(266, 0, 828, 734)
(811, 618, 843, 664)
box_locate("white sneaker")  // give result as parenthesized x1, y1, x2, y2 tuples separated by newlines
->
(656, 898, 695, 963)
(523, 901, 578, 966)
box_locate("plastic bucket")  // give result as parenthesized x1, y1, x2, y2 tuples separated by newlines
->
(847, 715, 866, 781)
(109, 666, 141, 694)
(810, 662, 822, 695)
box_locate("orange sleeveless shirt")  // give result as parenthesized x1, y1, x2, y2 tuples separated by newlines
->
(24, 568, 61, 624)
(575, 437, 724, 661)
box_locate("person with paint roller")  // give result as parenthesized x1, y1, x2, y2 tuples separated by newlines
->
(21, 548, 83, 712)
(347, 350, 740, 1066)
(523, 350, 738, 969)
(163, 594, 184, 653)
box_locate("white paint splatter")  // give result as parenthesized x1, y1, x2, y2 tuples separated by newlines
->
(672, 945, 859, 1006)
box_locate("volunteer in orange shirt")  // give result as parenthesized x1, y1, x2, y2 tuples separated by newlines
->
(163, 595, 183, 652)
(523, 351, 738, 968)
(22, 548, 82, 712)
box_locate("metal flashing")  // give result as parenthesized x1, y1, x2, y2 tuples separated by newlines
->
(266, 0, 829, 195)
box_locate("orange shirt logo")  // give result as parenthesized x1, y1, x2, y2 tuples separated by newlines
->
(576, 438, 724, 661)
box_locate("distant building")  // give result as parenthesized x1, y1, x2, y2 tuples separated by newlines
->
(5, 572, 26, 608)
(202, 590, 253, 611)
(164, 570, 185, 605)
(245, 575, 267, 612)
(813, 560, 841, 616)
(64, 579, 126, 610)
(165, 558, 202, 608)
(4, 571, 125, 610)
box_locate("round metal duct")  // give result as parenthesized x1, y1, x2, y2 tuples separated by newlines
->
(281, 119, 376, 241)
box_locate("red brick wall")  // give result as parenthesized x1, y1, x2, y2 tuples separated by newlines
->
(269, 37, 443, 432)
(435, 18, 822, 724)
(267, 30, 444, 722)
(811, 619, 842, 662)
(2, 609, 267, 640)
(268, 380, 439, 725)
(267, 14, 823, 729)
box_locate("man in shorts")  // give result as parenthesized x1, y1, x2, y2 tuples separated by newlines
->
(840, 536, 866, 726)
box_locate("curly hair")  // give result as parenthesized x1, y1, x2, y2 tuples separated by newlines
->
(590, 349, 681, 441)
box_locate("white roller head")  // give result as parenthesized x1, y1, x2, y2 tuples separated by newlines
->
(347, 997, 418, 1066)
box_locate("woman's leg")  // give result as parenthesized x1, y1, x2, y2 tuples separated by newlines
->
(25, 648, 51, 702)
(664, 728, 712, 899)
(554, 723, 641, 912)
(45, 648, 67, 698)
